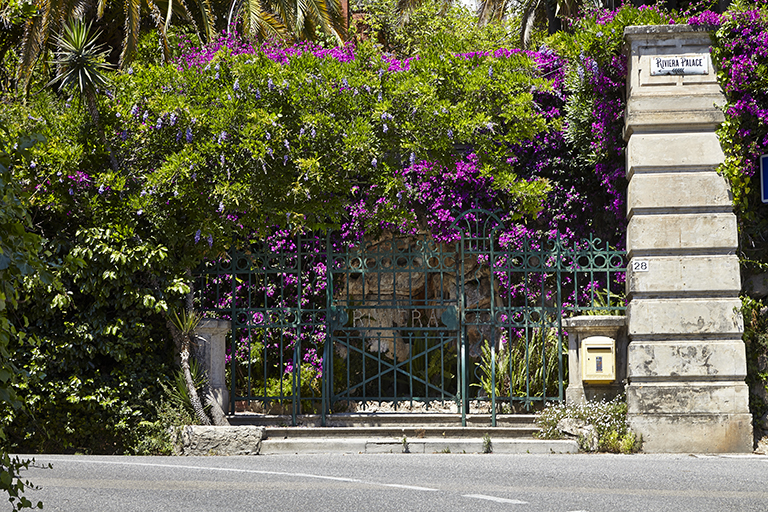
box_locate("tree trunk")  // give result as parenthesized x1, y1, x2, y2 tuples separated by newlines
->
(168, 319, 212, 426)
(180, 336, 211, 426)
(204, 384, 230, 426)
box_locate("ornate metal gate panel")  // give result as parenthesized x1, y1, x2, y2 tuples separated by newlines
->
(452, 210, 626, 424)
(197, 234, 330, 423)
(328, 236, 459, 411)
(196, 211, 626, 426)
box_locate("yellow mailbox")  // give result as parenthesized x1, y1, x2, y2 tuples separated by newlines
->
(581, 336, 616, 383)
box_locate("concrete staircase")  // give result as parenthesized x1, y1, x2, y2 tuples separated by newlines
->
(229, 413, 579, 454)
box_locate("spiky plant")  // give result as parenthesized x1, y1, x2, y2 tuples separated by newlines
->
(48, 18, 118, 171)
(17, 0, 216, 92)
(168, 308, 212, 426)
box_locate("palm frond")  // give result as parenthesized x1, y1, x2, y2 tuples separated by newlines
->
(477, 0, 509, 26)
(303, 0, 345, 42)
(187, 0, 217, 43)
(145, 0, 172, 63)
(66, 0, 90, 20)
(18, 0, 61, 94)
(518, 0, 543, 49)
(119, 0, 141, 68)
(164, 0, 174, 32)
(240, 0, 287, 40)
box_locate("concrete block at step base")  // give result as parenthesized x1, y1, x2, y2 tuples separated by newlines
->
(628, 412, 753, 453)
(176, 425, 265, 455)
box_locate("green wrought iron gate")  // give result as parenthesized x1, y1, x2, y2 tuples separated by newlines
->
(196, 209, 626, 426)
(328, 236, 460, 413)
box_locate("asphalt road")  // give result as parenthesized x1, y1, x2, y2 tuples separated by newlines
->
(8, 453, 768, 512)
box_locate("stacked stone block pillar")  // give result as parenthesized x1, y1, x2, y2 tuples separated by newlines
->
(623, 26, 752, 452)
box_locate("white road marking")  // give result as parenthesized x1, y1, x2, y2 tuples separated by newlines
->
(381, 483, 441, 491)
(463, 494, 528, 504)
(35, 458, 439, 492)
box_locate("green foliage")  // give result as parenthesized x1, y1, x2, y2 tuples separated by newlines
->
(0, 455, 44, 511)
(102, 39, 552, 242)
(535, 396, 641, 453)
(352, 0, 519, 56)
(131, 361, 207, 455)
(6, 222, 180, 453)
(474, 329, 565, 403)
(741, 296, 768, 431)
(0, 127, 48, 508)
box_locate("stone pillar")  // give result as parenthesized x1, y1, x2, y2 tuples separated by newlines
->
(623, 26, 752, 453)
(564, 316, 628, 404)
(195, 318, 231, 415)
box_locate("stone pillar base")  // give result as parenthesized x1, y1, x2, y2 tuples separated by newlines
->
(628, 412, 753, 453)
(195, 318, 231, 415)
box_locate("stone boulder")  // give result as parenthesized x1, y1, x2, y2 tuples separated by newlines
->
(556, 418, 599, 452)
(175, 426, 265, 456)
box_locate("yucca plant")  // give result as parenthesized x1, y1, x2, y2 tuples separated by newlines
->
(168, 308, 212, 425)
(168, 307, 231, 426)
(48, 18, 118, 171)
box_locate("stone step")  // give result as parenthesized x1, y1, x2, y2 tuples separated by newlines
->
(175, 425, 578, 456)
(229, 413, 539, 429)
(259, 438, 578, 455)
(263, 425, 539, 439)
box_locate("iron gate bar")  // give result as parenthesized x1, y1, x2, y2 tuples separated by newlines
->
(195, 210, 626, 427)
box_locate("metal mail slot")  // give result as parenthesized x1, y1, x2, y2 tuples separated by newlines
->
(581, 336, 616, 384)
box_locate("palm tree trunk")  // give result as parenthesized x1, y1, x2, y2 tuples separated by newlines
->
(204, 384, 230, 426)
(180, 335, 212, 426)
